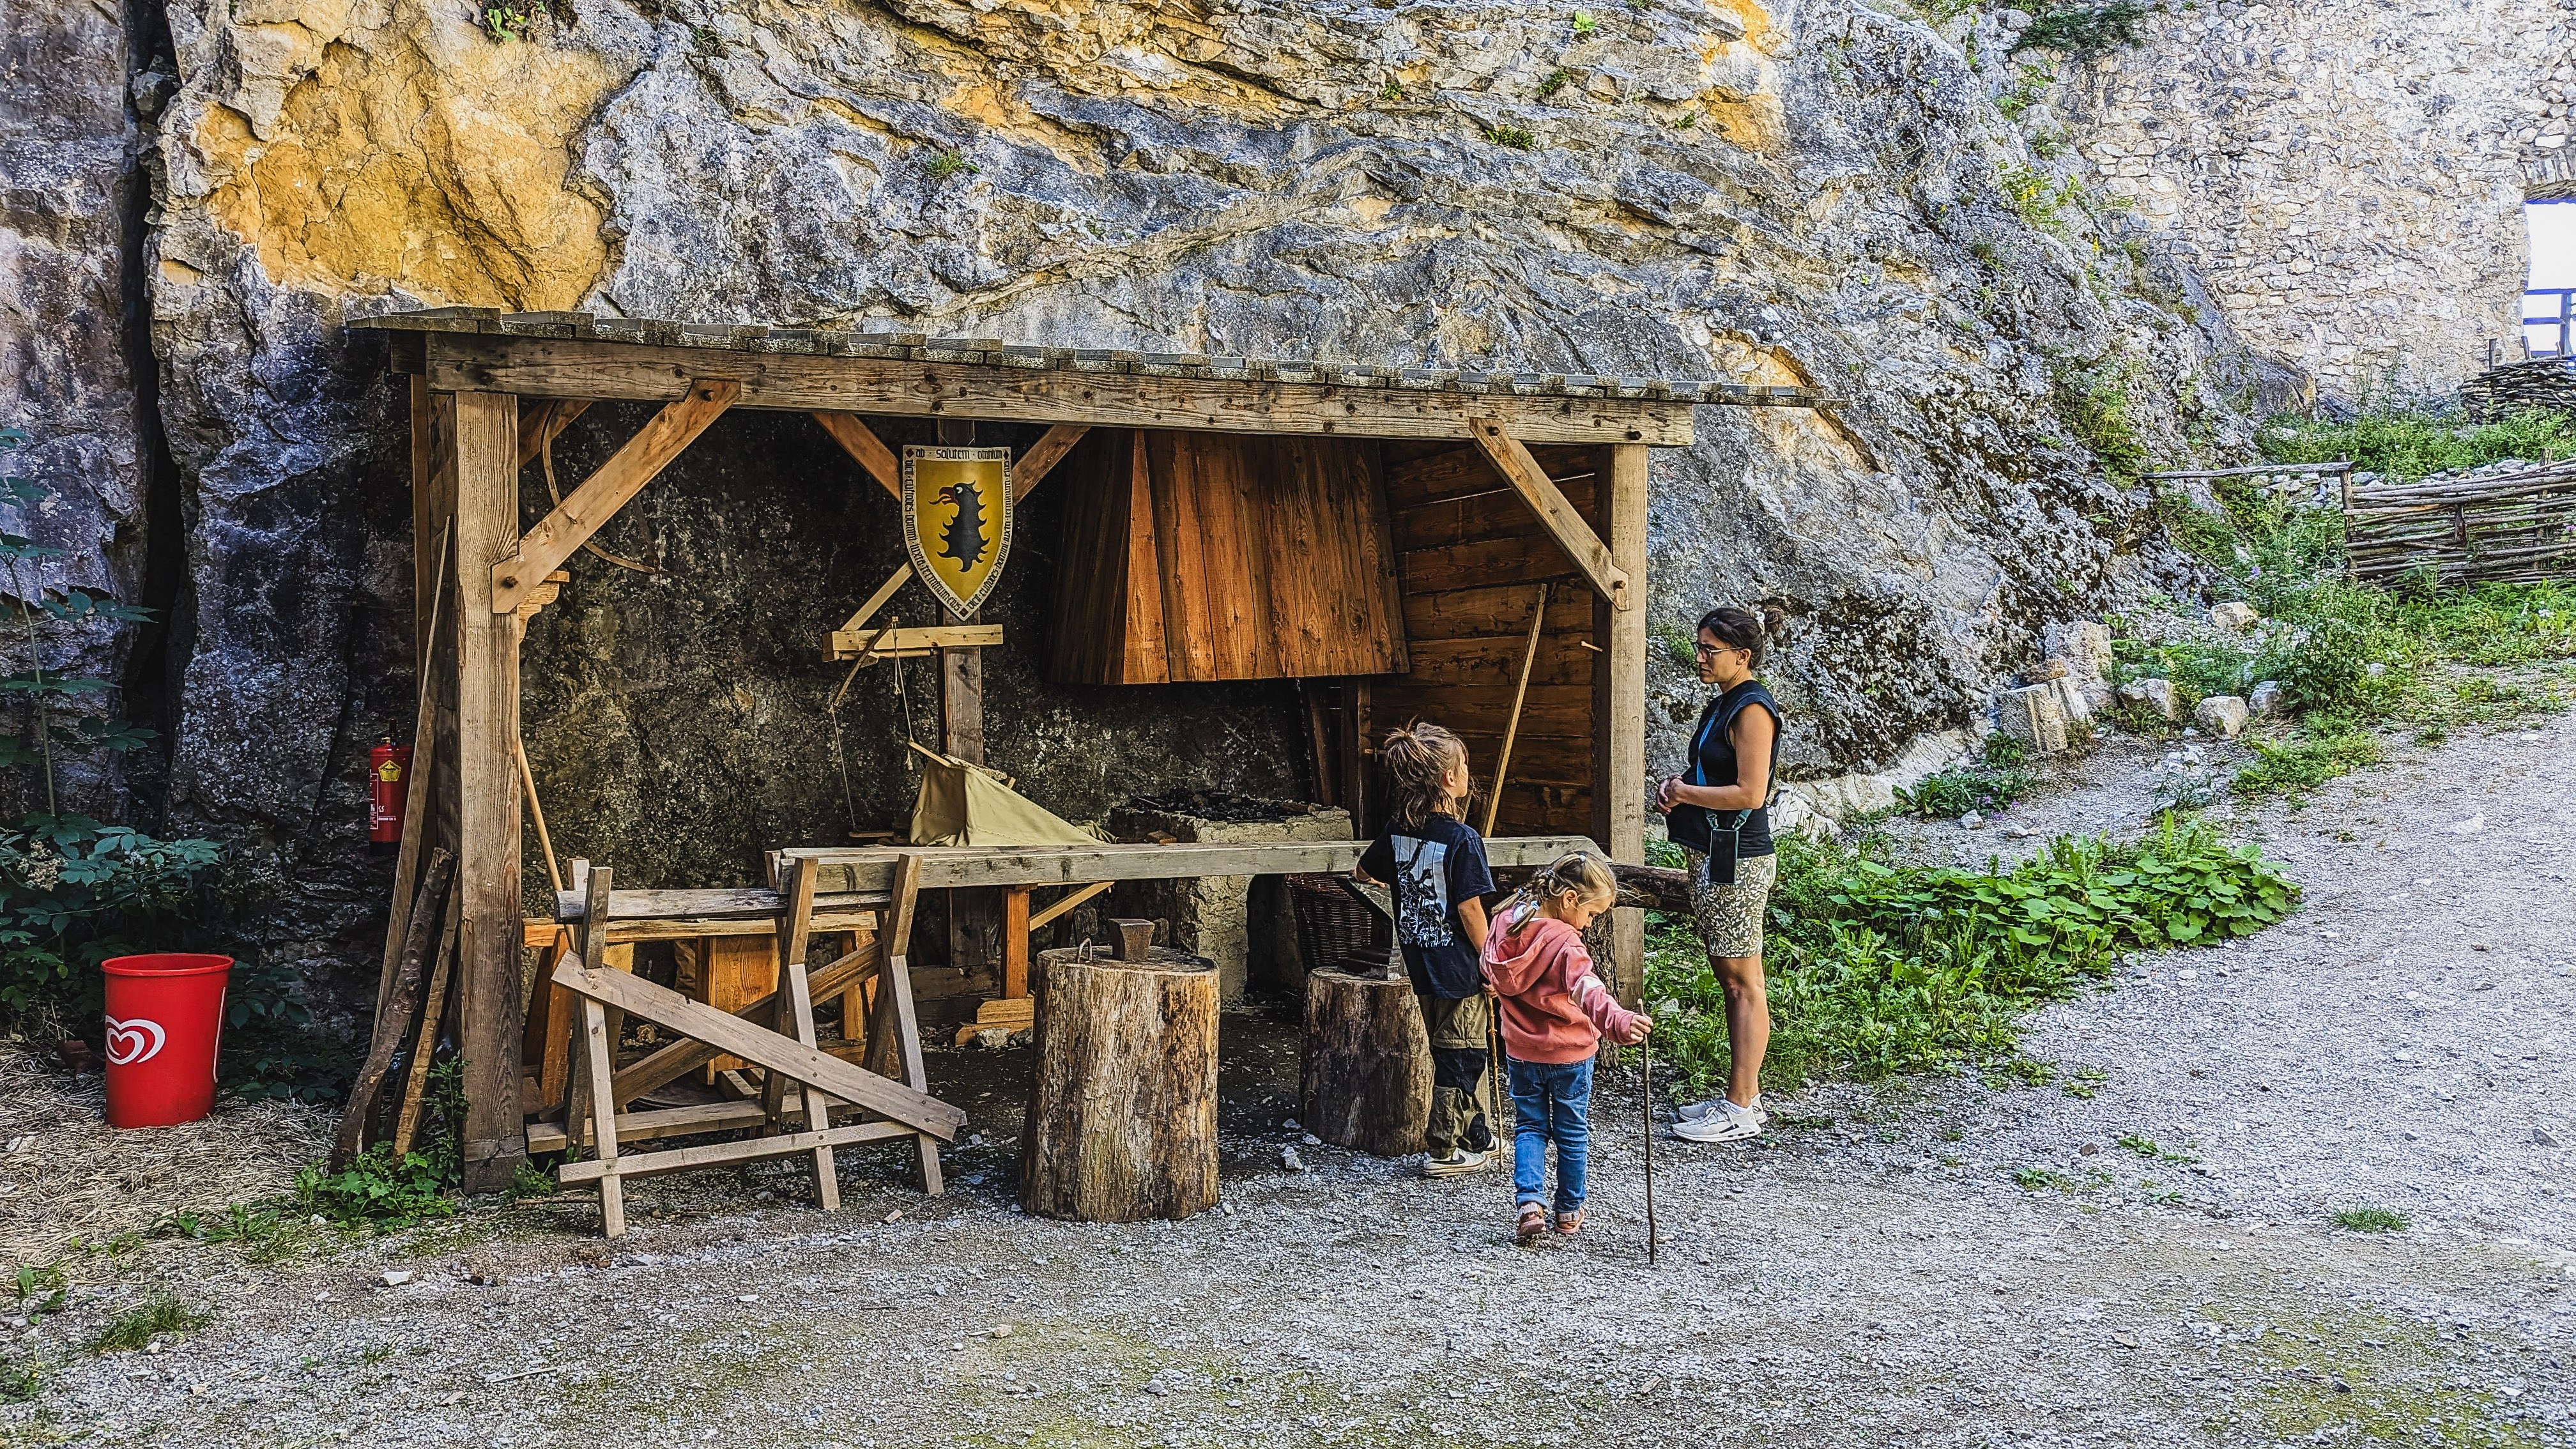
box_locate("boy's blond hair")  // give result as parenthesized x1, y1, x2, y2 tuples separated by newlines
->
(1379, 721, 1474, 832)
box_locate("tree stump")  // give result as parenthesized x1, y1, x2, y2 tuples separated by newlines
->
(1300, 968, 1433, 1157)
(1018, 946, 1220, 1222)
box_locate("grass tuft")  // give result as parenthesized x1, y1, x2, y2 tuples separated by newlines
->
(2329, 1206, 2409, 1232)
(88, 1296, 208, 1354)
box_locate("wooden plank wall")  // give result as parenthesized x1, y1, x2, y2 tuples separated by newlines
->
(1369, 442, 1604, 839)
(1050, 430, 1409, 683)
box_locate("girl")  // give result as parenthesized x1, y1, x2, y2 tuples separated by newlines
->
(1656, 605, 1783, 1145)
(1480, 850, 1652, 1243)
(1353, 722, 1496, 1177)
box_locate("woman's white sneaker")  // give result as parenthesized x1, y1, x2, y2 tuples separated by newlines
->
(1678, 1094, 1763, 1124)
(1673, 1097, 1767, 1142)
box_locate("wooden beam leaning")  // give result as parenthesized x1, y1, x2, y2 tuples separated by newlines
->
(770, 857, 841, 1211)
(811, 410, 901, 499)
(1468, 417, 1630, 610)
(779, 835, 1600, 894)
(425, 335, 1696, 447)
(451, 390, 527, 1192)
(491, 378, 740, 613)
(515, 397, 594, 470)
(1013, 424, 1091, 500)
(551, 954, 965, 1140)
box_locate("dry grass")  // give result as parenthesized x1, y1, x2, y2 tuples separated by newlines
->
(0, 1043, 330, 1264)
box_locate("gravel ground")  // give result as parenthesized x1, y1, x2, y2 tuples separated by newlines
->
(4, 719, 2572, 1449)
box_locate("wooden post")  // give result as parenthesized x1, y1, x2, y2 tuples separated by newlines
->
(941, 606, 994, 980)
(451, 389, 527, 1192)
(1593, 443, 1649, 1005)
(1002, 887, 1032, 999)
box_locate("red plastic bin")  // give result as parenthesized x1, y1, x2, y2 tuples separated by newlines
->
(100, 953, 233, 1128)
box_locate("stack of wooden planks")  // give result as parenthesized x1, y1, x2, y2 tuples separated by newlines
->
(2345, 462, 2576, 585)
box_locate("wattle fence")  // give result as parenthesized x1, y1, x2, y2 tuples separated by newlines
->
(2343, 461, 2576, 585)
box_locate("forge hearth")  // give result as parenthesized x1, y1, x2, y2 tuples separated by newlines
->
(1106, 793, 1354, 1004)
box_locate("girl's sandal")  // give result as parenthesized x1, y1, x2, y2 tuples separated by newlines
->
(1515, 1205, 1547, 1246)
(1553, 1208, 1585, 1237)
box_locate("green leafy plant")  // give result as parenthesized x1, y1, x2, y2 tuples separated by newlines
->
(1996, 61, 2055, 121)
(296, 1146, 457, 1228)
(1644, 817, 2298, 1095)
(2051, 356, 2147, 480)
(1482, 123, 1536, 149)
(2330, 1206, 2409, 1232)
(2011, 0, 2147, 59)
(1537, 68, 1572, 98)
(1572, 9, 1598, 33)
(1896, 737, 2035, 818)
(1380, 79, 1404, 101)
(2116, 1133, 2198, 1163)
(1671, 110, 1698, 130)
(87, 1296, 208, 1354)
(2012, 1165, 2074, 1191)
(479, 1, 545, 42)
(924, 150, 979, 182)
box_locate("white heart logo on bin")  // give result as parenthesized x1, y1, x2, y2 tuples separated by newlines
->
(104, 1015, 167, 1067)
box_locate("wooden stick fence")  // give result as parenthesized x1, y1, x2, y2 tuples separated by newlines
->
(2343, 461, 2576, 585)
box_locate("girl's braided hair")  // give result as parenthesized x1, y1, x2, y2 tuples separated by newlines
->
(1379, 721, 1474, 833)
(1499, 848, 1620, 917)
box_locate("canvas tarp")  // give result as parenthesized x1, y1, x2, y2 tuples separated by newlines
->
(907, 744, 1101, 848)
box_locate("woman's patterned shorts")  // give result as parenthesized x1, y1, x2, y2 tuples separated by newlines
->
(1685, 848, 1778, 960)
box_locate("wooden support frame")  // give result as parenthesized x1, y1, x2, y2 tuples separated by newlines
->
(452, 389, 527, 1192)
(1468, 417, 1630, 610)
(1592, 442, 1650, 1002)
(492, 378, 740, 613)
(768, 857, 841, 1211)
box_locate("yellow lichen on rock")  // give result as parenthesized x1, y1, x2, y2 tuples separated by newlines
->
(196, 18, 617, 309)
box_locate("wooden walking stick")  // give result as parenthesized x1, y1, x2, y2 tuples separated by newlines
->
(1481, 581, 1552, 838)
(1641, 1028, 1658, 1267)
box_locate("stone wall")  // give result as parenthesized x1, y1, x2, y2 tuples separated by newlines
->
(2025, 0, 2561, 402)
(2, 0, 2310, 995)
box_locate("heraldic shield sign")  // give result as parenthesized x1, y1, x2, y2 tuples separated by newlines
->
(901, 445, 1015, 616)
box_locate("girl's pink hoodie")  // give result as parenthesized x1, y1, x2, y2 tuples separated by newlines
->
(1478, 901, 1644, 1064)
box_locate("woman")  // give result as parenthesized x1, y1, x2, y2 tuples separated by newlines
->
(1655, 606, 1781, 1144)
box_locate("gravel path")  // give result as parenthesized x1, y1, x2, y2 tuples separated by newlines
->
(5, 721, 2571, 1449)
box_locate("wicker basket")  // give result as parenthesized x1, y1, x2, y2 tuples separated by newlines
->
(1287, 873, 1390, 976)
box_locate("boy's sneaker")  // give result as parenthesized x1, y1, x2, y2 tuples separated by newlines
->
(1422, 1147, 1491, 1177)
(1673, 1098, 1767, 1143)
(1677, 1094, 1762, 1123)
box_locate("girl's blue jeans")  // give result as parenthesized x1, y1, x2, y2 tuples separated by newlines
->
(1506, 1055, 1593, 1213)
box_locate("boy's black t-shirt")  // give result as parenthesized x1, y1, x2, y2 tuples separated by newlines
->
(1357, 814, 1494, 999)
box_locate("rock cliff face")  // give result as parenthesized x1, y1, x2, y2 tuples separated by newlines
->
(4, 0, 2380, 981)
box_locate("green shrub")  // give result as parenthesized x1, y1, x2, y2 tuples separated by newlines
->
(1482, 123, 1535, 149)
(296, 1145, 457, 1228)
(2051, 358, 2147, 480)
(2329, 1206, 2409, 1232)
(2273, 617, 2370, 711)
(1644, 818, 2299, 1094)
(1896, 756, 2034, 818)
(2234, 732, 2381, 799)
(2011, 0, 2148, 58)
(2259, 406, 2576, 482)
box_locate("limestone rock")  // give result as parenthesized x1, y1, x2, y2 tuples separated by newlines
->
(2193, 695, 2251, 739)
(1997, 684, 2069, 755)
(2119, 678, 2181, 721)
(2209, 602, 2262, 632)
(2248, 680, 2285, 716)
(2022, 658, 2071, 683)
(2043, 621, 2117, 687)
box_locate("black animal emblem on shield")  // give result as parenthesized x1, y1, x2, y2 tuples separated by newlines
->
(937, 480, 988, 571)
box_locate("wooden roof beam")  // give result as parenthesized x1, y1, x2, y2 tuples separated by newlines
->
(1467, 417, 1631, 610)
(811, 410, 900, 499)
(491, 379, 739, 613)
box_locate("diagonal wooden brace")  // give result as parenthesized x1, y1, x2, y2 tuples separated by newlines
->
(493, 379, 740, 612)
(1467, 416, 1631, 609)
(610, 938, 880, 1108)
(551, 954, 963, 1140)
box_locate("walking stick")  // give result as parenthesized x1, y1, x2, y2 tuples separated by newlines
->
(1641, 1029, 1658, 1267)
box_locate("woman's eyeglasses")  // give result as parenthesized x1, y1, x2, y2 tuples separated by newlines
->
(1694, 642, 1744, 659)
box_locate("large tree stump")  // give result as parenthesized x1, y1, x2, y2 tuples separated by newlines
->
(1300, 968, 1433, 1157)
(1019, 945, 1220, 1222)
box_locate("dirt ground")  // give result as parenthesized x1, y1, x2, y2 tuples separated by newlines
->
(3, 716, 2571, 1449)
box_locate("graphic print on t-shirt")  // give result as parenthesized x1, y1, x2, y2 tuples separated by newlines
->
(1390, 836, 1456, 949)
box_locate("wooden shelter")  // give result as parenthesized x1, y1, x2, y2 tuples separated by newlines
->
(349, 305, 1818, 1198)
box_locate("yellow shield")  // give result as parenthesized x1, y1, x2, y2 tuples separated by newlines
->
(901, 446, 1014, 617)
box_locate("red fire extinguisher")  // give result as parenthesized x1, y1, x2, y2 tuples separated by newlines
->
(369, 739, 412, 854)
